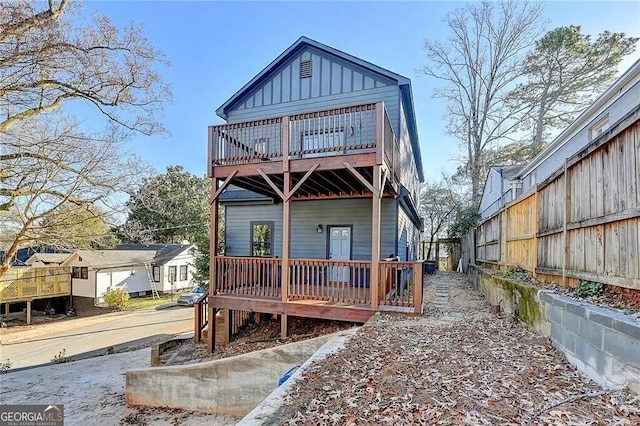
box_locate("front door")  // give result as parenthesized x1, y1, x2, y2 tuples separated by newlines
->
(329, 226, 351, 282)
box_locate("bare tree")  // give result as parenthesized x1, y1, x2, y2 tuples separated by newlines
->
(0, 115, 146, 274)
(0, 0, 170, 134)
(0, 1, 170, 275)
(420, 1, 544, 205)
(420, 175, 463, 260)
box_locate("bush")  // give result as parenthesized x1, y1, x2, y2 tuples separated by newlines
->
(574, 281, 604, 298)
(103, 288, 130, 310)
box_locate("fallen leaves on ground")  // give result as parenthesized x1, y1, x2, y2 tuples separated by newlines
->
(165, 317, 358, 365)
(270, 273, 640, 425)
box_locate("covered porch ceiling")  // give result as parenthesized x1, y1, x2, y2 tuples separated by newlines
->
(221, 166, 397, 201)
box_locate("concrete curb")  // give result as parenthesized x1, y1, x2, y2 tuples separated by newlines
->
(237, 327, 359, 425)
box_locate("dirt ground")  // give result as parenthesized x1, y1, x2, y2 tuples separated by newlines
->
(161, 316, 360, 366)
(268, 272, 640, 425)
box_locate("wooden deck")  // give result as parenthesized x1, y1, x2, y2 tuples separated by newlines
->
(204, 256, 422, 337)
(0, 267, 71, 303)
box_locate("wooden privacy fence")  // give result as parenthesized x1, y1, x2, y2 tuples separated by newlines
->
(471, 113, 640, 291)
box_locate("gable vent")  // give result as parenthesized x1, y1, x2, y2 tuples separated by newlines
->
(300, 60, 312, 79)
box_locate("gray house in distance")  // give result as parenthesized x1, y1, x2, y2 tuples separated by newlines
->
(202, 37, 425, 350)
(479, 165, 524, 219)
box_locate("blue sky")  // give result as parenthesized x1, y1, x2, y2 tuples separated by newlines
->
(84, 1, 640, 181)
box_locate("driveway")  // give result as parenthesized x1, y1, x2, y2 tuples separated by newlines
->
(0, 306, 194, 370)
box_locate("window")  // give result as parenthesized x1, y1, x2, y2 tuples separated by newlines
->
(168, 266, 177, 283)
(152, 265, 160, 282)
(590, 115, 609, 140)
(300, 59, 312, 78)
(72, 267, 88, 279)
(179, 265, 188, 281)
(251, 222, 273, 256)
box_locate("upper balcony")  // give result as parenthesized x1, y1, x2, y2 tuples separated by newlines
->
(208, 102, 403, 196)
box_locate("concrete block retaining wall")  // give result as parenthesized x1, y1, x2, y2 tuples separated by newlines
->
(470, 265, 640, 394)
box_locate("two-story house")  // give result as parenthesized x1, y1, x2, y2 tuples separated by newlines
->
(202, 37, 425, 351)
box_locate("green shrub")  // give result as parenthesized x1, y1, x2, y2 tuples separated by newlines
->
(574, 281, 604, 298)
(103, 288, 130, 310)
(0, 359, 11, 374)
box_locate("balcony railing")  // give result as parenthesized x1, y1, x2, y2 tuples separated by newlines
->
(209, 103, 400, 175)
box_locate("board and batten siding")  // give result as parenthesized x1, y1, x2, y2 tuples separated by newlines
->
(397, 101, 420, 206)
(223, 198, 396, 260)
(226, 47, 401, 135)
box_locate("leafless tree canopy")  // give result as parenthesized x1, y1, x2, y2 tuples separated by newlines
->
(0, 0, 170, 134)
(420, 0, 544, 205)
(0, 0, 170, 274)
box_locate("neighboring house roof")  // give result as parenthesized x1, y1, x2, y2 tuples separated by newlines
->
(115, 244, 194, 265)
(50, 244, 194, 269)
(215, 36, 424, 181)
(68, 249, 157, 268)
(490, 165, 524, 181)
(219, 188, 273, 202)
(24, 253, 72, 266)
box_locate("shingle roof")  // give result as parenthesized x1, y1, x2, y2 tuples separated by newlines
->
(114, 244, 193, 265)
(219, 188, 271, 202)
(75, 249, 157, 267)
(24, 253, 72, 265)
(491, 165, 524, 181)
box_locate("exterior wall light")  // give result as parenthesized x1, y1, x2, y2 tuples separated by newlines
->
(317, 224, 323, 233)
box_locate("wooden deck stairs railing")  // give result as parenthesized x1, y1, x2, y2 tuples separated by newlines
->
(194, 290, 255, 346)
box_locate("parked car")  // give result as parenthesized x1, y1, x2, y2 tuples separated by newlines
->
(176, 286, 206, 306)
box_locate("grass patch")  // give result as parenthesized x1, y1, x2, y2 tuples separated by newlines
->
(125, 293, 184, 310)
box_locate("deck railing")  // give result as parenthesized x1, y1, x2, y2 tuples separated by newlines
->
(210, 103, 381, 165)
(193, 290, 209, 344)
(213, 257, 282, 298)
(378, 261, 423, 312)
(0, 267, 71, 303)
(383, 107, 400, 183)
(211, 256, 423, 313)
(288, 259, 371, 304)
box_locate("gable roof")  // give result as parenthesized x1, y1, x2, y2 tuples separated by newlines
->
(216, 36, 424, 181)
(24, 253, 72, 266)
(490, 165, 524, 181)
(115, 244, 193, 265)
(57, 245, 194, 269)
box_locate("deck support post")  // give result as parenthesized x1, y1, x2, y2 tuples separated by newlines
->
(281, 171, 291, 305)
(4, 303, 8, 318)
(207, 180, 220, 353)
(281, 314, 288, 339)
(206, 304, 215, 353)
(371, 165, 382, 311)
(26, 300, 31, 324)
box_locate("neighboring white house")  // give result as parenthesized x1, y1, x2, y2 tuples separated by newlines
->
(479, 165, 523, 219)
(26, 244, 196, 305)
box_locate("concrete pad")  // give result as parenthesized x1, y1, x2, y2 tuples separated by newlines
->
(125, 331, 354, 417)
